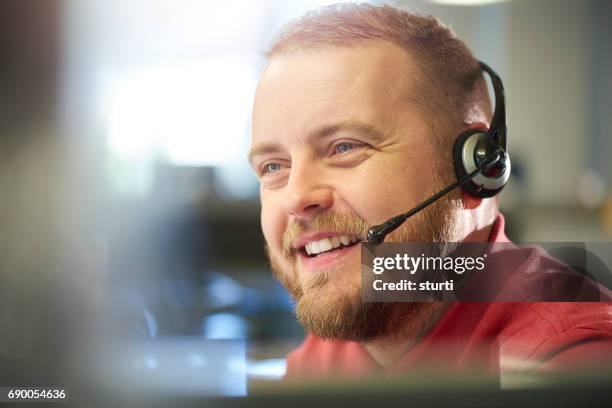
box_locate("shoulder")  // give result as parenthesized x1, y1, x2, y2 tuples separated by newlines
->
(474, 302, 612, 338)
(490, 302, 612, 370)
(526, 302, 612, 330)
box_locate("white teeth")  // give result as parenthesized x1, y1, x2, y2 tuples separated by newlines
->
(319, 238, 332, 252)
(303, 234, 359, 256)
(331, 236, 341, 248)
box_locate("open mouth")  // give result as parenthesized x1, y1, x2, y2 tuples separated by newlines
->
(299, 234, 361, 258)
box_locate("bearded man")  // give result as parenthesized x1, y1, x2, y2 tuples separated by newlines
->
(248, 4, 612, 379)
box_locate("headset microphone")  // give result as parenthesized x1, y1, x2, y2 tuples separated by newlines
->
(366, 62, 511, 246)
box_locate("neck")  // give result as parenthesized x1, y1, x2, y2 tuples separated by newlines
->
(362, 212, 498, 368)
(362, 302, 451, 368)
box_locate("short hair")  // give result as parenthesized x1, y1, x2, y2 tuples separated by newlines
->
(266, 3, 491, 155)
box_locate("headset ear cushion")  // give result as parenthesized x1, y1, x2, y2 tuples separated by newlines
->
(453, 129, 510, 198)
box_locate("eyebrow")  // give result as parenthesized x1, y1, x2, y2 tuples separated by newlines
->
(248, 119, 386, 166)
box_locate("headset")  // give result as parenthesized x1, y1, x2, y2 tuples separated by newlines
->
(367, 61, 511, 245)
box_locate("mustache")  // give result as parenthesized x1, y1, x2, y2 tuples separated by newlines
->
(281, 212, 370, 256)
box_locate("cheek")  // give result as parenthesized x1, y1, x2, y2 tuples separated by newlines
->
(332, 157, 430, 224)
(331, 165, 405, 224)
(260, 193, 285, 250)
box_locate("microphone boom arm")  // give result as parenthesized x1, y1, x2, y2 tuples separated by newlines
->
(366, 150, 503, 245)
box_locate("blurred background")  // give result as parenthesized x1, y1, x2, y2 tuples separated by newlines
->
(0, 0, 611, 400)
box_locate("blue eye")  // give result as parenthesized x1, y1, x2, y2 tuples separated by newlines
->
(334, 142, 356, 154)
(263, 162, 282, 174)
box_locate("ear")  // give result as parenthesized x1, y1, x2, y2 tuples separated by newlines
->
(460, 188, 483, 210)
(455, 121, 497, 207)
(463, 121, 489, 133)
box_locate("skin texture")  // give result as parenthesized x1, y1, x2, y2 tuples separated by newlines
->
(250, 42, 496, 367)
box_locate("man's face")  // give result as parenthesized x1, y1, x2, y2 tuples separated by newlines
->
(250, 43, 460, 340)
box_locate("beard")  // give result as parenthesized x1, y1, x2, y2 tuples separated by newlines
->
(267, 180, 463, 343)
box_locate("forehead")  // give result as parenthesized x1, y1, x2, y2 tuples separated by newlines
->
(251, 43, 423, 147)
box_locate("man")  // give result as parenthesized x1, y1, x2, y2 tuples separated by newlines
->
(248, 4, 612, 379)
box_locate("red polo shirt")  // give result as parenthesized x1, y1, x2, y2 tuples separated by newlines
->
(285, 214, 612, 379)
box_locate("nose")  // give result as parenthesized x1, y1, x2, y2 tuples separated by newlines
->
(282, 161, 333, 219)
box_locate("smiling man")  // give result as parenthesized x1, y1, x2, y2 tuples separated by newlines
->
(249, 4, 612, 379)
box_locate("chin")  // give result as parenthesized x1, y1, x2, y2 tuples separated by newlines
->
(295, 277, 379, 341)
(297, 264, 357, 290)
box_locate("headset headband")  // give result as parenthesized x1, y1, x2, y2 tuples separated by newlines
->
(479, 61, 506, 151)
